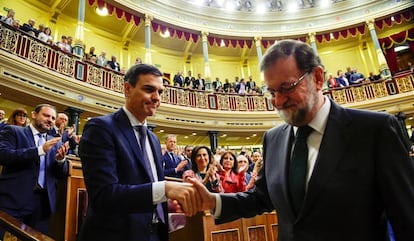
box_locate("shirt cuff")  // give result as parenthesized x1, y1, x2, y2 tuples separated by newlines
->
(213, 193, 222, 218)
(153, 181, 167, 205)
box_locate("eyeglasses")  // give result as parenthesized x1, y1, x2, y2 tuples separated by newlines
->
(16, 113, 27, 118)
(266, 71, 311, 97)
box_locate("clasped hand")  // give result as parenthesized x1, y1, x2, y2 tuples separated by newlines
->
(165, 178, 217, 217)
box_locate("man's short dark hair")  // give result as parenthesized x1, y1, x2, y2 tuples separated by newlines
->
(34, 104, 56, 114)
(260, 39, 322, 74)
(124, 64, 163, 87)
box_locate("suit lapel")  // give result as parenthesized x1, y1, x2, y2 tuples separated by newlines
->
(148, 132, 165, 181)
(266, 124, 296, 221)
(114, 110, 154, 181)
(300, 102, 352, 218)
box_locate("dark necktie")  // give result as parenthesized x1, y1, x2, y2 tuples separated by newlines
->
(135, 125, 165, 223)
(37, 133, 46, 188)
(289, 125, 313, 215)
(135, 126, 154, 182)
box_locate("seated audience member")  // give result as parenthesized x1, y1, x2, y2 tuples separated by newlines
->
(135, 57, 143, 64)
(0, 109, 5, 122)
(56, 35, 68, 52)
(11, 19, 20, 29)
(162, 134, 188, 178)
(173, 71, 184, 87)
(212, 77, 222, 91)
(48, 113, 79, 155)
(85, 46, 96, 60)
(20, 18, 38, 36)
(184, 70, 195, 88)
(7, 108, 28, 127)
(193, 73, 205, 90)
(191, 145, 223, 193)
(218, 152, 247, 193)
(368, 71, 381, 81)
(349, 68, 365, 85)
(0, 110, 6, 131)
(107, 55, 120, 71)
(38, 27, 52, 43)
(0, 9, 15, 26)
(327, 73, 339, 88)
(97, 51, 107, 66)
(0, 104, 70, 236)
(88, 56, 97, 64)
(236, 155, 252, 189)
(182, 169, 198, 183)
(248, 151, 262, 172)
(246, 154, 263, 190)
(223, 78, 231, 93)
(336, 70, 349, 87)
(65, 36, 73, 53)
(37, 24, 45, 34)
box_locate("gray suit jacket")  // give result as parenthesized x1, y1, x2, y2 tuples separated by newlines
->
(217, 100, 414, 241)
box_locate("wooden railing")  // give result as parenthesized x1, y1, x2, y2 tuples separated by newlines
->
(0, 22, 413, 112)
(0, 210, 54, 241)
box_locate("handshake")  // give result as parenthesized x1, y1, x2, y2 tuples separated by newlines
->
(165, 178, 216, 216)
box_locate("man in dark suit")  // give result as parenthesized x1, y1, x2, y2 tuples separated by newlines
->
(162, 134, 189, 178)
(246, 76, 256, 93)
(193, 73, 205, 90)
(0, 104, 69, 235)
(184, 70, 195, 88)
(193, 40, 414, 241)
(78, 64, 201, 241)
(48, 113, 78, 154)
(173, 71, 184, 87)
(106, 55, 120, 72)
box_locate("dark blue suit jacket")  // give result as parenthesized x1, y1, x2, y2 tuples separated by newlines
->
(0, 125, 68, 217)
(217, 100, 414, 241)
(78, 109, 168, 241)
(163, 152, 188, 178)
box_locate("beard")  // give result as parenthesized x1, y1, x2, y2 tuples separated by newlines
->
(277, 88, 317, 126)
(34, 119, 53, 133)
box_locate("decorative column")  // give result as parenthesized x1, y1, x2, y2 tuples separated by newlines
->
(145, 14, 153, 64)
(201, 31, 211, 79)
(308, 32, 318, 55)
(366, 19, 391, 79)
(73, 0, 85, 57)
(208, 131, 218, 154)
(65, 107, 83, 135)
(255, 36, 263, 64)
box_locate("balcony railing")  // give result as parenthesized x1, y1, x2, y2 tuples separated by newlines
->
(0, 22, 413, 112)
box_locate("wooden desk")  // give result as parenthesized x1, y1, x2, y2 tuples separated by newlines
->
(169, 211, 278, 241)
(58, 157, 278, 241)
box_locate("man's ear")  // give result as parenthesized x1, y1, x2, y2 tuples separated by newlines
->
(124, 82, 130, 97)
(313, 66, 325, 91)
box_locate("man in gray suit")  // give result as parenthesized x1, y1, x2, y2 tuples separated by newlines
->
(192, 40, 414, 241)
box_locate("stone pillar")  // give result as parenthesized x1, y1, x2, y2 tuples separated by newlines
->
(145, 14, 153, 64)
(308, 32, 318, 55)
(208, 131, 218, 154)
(65, 107, 83, 135)
(255, 36, 263, 65)
(201, 31, 211, 79)
(73, 0, 85, 57)
(366, 19, 391, 79)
